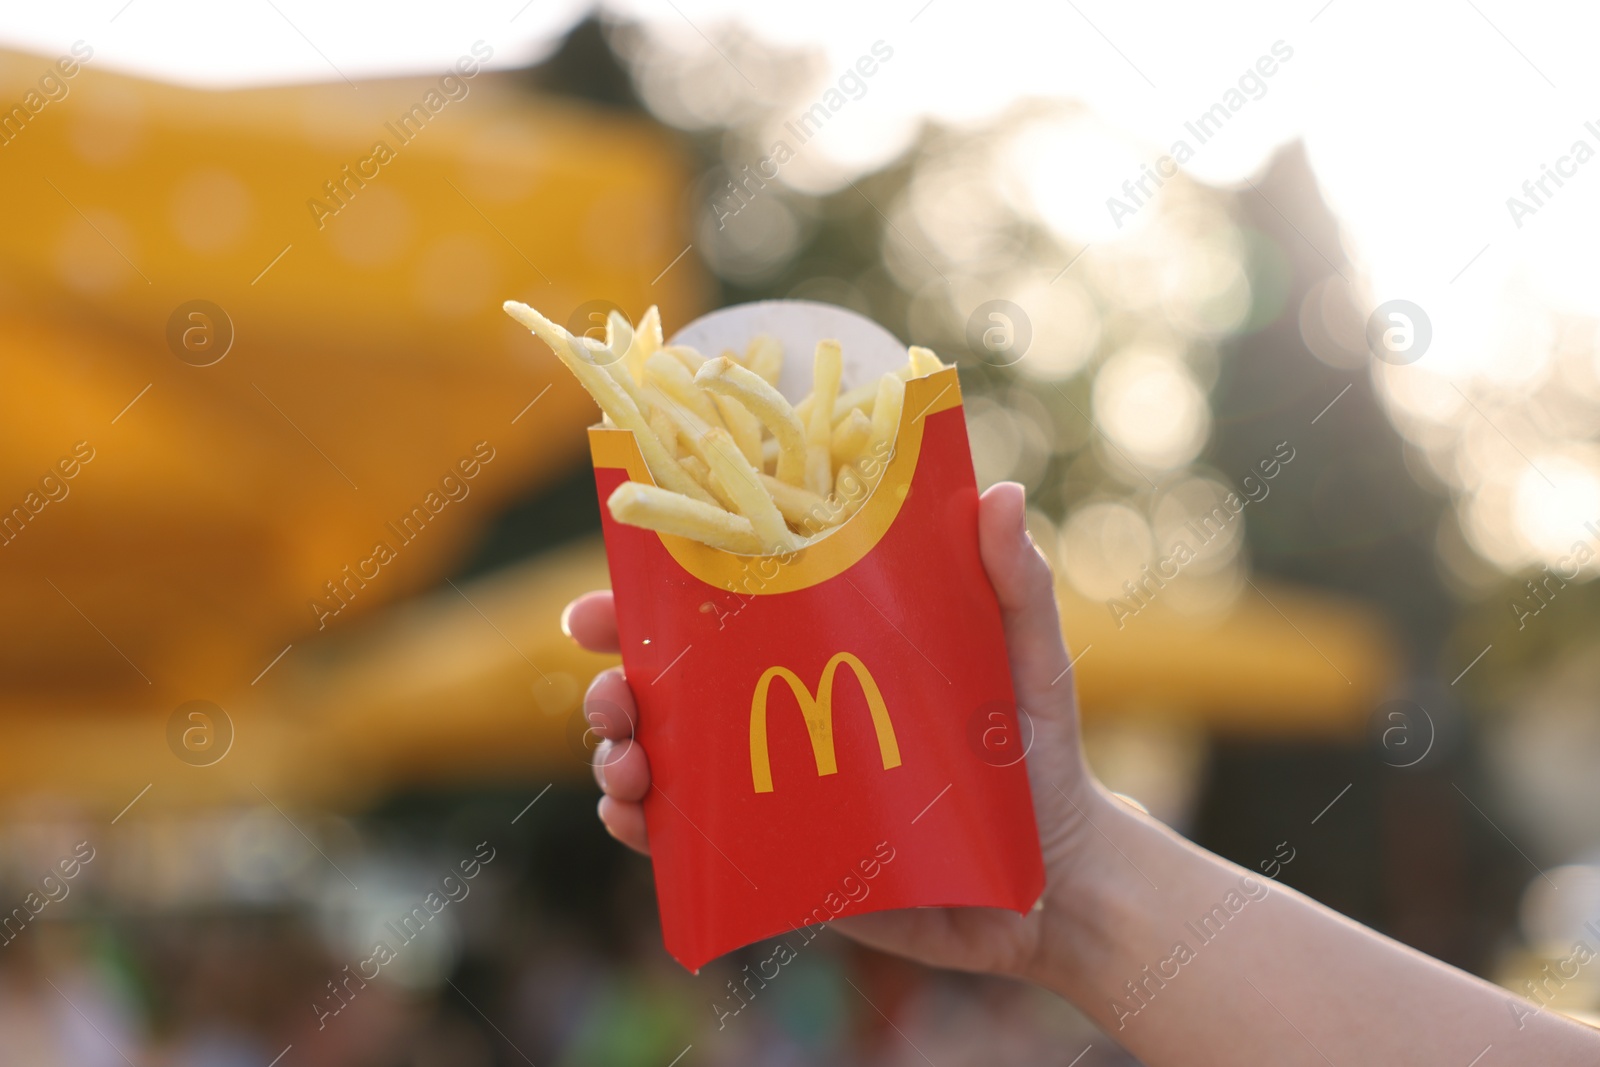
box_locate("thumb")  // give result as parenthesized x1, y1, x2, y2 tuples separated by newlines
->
(977, 482, 1075, 706)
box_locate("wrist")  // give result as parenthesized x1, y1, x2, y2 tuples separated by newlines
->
(1023, 781, 1159, 1001)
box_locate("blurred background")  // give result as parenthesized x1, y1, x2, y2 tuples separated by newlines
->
(3, 1, 1599, 1063)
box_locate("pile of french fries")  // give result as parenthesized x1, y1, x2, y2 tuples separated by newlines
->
(503, 301, 947, 555)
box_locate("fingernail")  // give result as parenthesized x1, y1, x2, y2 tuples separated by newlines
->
(1011, 487, 1031, 543)
(559, 601, 577, 640)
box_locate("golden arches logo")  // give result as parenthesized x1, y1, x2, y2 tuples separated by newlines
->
(749, 652, 902, 793)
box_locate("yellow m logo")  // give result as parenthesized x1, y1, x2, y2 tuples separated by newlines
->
(749, 652, 902, 793)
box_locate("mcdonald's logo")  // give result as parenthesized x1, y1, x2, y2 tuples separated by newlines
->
(749, 652, 902, 793)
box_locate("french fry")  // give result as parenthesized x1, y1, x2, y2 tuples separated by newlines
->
(760, 473, 841, 532)
(607, 481, 766, 555)
(646, 350, 725, 432)
(722, 342, 775, 462)
(503, 301, 717, 506)
(600, 312, 650, 409)
(838, 372, 906, 521)
(836, 462, 874, 522)
(745, 335, 782, 386)
(680, 454, 715, 493)
(622, 304, 662, 386)
(649, 388, 793, 550)
(700, 428, 797, 552)
(908, 344, 943, 376)
(836, 461, 866, 501)
(603, 355, 649, 412)
(663, 343, 707, 373)
(830, 408, 872, 467)
(606, 310, 636, 363)
(695, 357, 809, 488)
(806, 340, 842, 496)
(678, 454, 723, 499)
(650, 408, 682, 458)
(640, 384, 739, 514)
(868, 372, 905, 456)
(714, 393, 765, 467)
(794, 366, 914, 426)
(646, 385, 796, 553)
(506, 297, 951, 554)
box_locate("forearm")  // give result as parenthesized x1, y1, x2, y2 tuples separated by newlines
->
(1032, 785, 1600, 1065)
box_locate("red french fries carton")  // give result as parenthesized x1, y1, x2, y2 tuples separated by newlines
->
(588, 301, 1044, 971)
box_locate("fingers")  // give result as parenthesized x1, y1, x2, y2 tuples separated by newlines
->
(592, 737, 650, 802)
(597, 796, 650, 854)
(579, 490, 1068, 862)
(567, 591, 649, 859)
(977, 482, 1074, 703)
(586, 667, 650, 856)
(582, 668, 636, 741)
(562, 591, 618, 653)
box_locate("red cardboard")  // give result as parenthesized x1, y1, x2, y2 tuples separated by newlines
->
(588, 305, 1045, 972)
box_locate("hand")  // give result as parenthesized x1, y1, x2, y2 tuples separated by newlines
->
(573, 488, 1600, 1065)
(562, 481, 1113, 982)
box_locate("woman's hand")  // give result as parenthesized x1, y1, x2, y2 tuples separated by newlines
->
(561, 481, 1115, 982)
(566, 483, 1600, 1065)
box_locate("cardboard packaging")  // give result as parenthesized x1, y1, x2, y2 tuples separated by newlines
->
(588, 301, 1044, 971)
